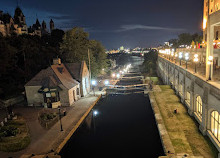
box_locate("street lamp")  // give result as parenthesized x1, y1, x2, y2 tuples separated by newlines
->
(91, 80, 97, 96)
(185, 53, 189, 69)
(193, 54, 199, 73)
(112, 73, 116, 79)
(208, 56, 213, 80)
(58, 108, 63, 131)
(104, 80, 109, 86)
(116, 73, 120, 79)
(171, 52, 174, 61)
(179, 52, 183, 66)
(175, 53, 178, 63)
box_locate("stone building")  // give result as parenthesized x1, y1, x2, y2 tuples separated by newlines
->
(0, 7, 28, 36)
(0, 7, 55, 37)
(203, 0, 220, 80)
(25, 59, 81, 108)
(157, 56, 220, 157)
(28, 19, 55, 36)
(65, 61, 91, 97)
(24, 59, 90, 108)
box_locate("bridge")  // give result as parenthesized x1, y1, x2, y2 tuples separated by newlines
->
(105, 83, 149, 95)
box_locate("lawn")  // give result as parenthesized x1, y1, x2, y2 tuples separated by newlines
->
(0, 115, 30, 152)
(153, 85, 218, 158)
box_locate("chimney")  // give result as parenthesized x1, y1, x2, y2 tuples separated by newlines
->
(53, 58, 61, 65)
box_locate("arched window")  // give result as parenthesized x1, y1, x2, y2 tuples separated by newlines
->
(211, 111, 220, 142)
(185, 91, 190, 106)
(196, 96, 202, 119)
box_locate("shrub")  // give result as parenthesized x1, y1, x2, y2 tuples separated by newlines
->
(0, 125, 19, 137)
(40, 113, 57, 121)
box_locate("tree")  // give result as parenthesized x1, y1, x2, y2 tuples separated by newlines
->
(168, 39, 178, 48)
(178, 33, 193, 46)
(89, 40, 108, 77)
(140, 50, 158, 76)
(60, 27, 89, 63)
(60, 27, 108, 77)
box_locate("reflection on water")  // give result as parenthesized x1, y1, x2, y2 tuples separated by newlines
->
(60, 56, 164, 158)
(60, 94, 165, 158)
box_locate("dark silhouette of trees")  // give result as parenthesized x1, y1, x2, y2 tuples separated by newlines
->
(0, 30, 64, 99)
(140, 50, 158, 76)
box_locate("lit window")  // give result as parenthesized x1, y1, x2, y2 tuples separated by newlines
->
(211, 111, 220, 142)
(196, 96, 203, 119)
(185, 91, 190, 106)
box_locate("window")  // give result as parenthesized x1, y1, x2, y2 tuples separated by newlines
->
(211, 111, 220, 142)
(46, 93, 51, 97)
(216, 31, 219, 40)
(185, 91, 190, 106)
(77, 88, 80, 95)
(196, 96, 203, 119)
(175, 78, 178, 89)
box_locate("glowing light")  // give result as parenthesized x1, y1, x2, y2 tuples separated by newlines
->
(93, 110, 98, 116)
(179, 52, 183, 59)
(194, 54, 198, 58)
(104, 80, 109, 85)
(91, 80, 97, 86)
(208, 56, 213, 61)
(112, 73, 116, 78)
(116, 73, 120, 78)
(203, 18, 207, 30)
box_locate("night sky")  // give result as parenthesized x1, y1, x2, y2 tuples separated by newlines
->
(1, 0, 203, 49)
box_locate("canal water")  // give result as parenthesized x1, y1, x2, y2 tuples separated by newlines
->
(60, 58, 164, 157)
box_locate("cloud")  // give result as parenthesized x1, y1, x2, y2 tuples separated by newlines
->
(49, 15, 73, 20)
(116, 24, 185, 32)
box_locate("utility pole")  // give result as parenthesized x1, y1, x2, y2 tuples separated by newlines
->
(88, 49, 91, 86)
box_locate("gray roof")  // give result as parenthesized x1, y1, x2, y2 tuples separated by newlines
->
(25, 63, 81, 90)
(25, 67, 61, 87)
(51, 64, 79, 89)
(65, 62, 82, 82)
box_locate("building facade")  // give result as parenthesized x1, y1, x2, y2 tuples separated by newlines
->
(203, 0, 220, 80)
(25, 59, 81, 108)
(0, 7, 55, 37)
(158, 56, 220, 157)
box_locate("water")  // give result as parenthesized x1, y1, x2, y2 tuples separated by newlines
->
(60, 56, 164, 157)
(60, 94, 164, 158)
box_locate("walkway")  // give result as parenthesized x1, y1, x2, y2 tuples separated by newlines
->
(160, 55, 220, 90)
(0, 95, 100, 158)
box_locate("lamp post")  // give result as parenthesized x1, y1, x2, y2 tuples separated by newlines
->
(171, 52, 174, 61)
(91, 80, 97, 96)
(185, 53, 189, 69)
(179, 52, 183, 66)
(208, 56, 213, 80)
(58, 108, 63, 131)
(175, 54, 178, 64)
(193, 54, 199, 73)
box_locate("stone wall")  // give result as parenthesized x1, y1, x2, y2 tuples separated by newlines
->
(157, 56, 220, 153)
(25, 86, 44, 106)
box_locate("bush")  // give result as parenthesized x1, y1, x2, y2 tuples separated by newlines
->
(40, 113, 57, 121)
(0, 125, 19, 137)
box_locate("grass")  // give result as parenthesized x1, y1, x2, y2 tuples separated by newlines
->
(153, 85, 218, 158)
(0, 116, 30, 152)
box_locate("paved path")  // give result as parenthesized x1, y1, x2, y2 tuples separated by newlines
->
(0, 95, 99, 158)
(160, 55, 220, 90)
